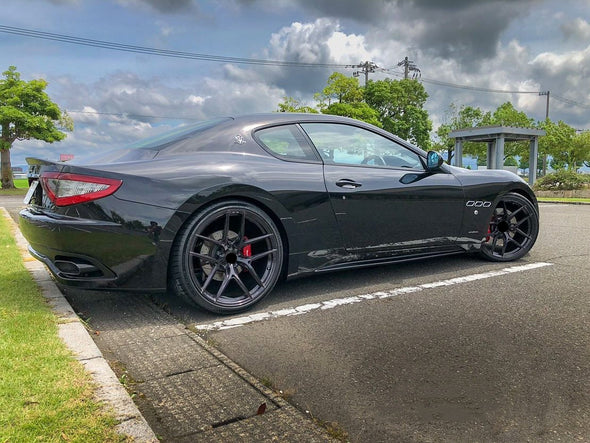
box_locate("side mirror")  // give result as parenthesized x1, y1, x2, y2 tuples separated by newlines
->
(426, 151, 444, 171)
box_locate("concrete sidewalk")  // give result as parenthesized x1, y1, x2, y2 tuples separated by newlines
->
(2, 203, 334, 442)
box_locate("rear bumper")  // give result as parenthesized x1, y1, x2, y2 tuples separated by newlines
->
(19, 207, 168, 290)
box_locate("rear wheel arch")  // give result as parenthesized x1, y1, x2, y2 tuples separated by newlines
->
(167, 197, 289, 313)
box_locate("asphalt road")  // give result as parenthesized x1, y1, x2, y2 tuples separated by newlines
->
(163, 203, 590, 442)
(4, 196, 589, 442)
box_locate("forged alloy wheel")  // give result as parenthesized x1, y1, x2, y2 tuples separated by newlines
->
(171, 201, 284, 314)
(480, 192, 539, 262)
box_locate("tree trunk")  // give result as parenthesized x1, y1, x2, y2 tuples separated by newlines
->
(1, 147, 15, 189)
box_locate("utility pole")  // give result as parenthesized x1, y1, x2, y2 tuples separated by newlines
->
(538, 91, 550, 176)
(539, 91, 550, 120)
(397, 56, 421, 79)
(351, 61, 378, 85)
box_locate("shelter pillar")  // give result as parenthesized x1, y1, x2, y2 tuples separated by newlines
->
(487, 142, 494, 169)
(529, 138, 538, 186)
(454, 139, 463, 167)
(495, 135, 505, 170)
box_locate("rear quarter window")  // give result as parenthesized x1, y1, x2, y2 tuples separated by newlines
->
(255, 125, 319, 162)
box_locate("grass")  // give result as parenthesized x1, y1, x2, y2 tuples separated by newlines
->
(0, 215, 125, 442)
(537, 197, 590, 203)
(0, 178, 29, 196)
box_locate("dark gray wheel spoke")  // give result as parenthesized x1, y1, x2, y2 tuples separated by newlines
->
(201, 264, 219, 292)
(508, 205, 525, 218)
(190, 251, 217, 263)
(515, 228, 532, 239)
(243, 233, 273, 246)
(215, 273, 232, 301)
(501, 234, 509, 255)
(238, 211, 246, 240)
(237, 258, 265, 288)
(222, 212, 231, 242)
(515, 214, 531, 227)
(250, 248, 277, 262)
(195, 234, 224, 247)
(229, 265, 252, 298)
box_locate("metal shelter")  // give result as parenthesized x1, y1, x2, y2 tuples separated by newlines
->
(448, 126, 546, 185)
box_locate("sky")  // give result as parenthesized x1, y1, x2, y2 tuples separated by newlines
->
(2, 0, 590, 168)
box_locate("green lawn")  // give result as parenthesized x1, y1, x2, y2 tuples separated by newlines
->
(0, 216, 124, 442)
(537, 197, 590, 203)
(0, 178, 29, 196)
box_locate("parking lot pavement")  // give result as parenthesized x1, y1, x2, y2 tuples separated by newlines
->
(173, 203, 590, 442)
(5, 194, 590, 442)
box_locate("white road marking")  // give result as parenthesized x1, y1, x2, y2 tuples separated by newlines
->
(194, 262, 553, 332)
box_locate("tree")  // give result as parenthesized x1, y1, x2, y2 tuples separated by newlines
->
(489, 102, 535, 161)
(315, 72, 364, 109)
(276, 96, 318, 113)
(569, 130, 590, 170)
(538, 119, 577, 172)
(364, 78, 432, 148)
(0, 66, 72, 189)
(322, 101, 382, 128)
(433, 103, 489, 163)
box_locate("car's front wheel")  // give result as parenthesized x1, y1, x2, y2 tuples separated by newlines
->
(170, 201, 284, 314)
(480, 192, 539, 262)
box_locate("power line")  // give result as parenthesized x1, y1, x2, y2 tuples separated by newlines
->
(67, 109, 201, 121)
(0, 24, 349, 69)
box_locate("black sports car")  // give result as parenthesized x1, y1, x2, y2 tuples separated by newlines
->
(19, 113, 539, 313)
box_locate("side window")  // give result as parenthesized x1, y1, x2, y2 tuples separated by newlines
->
(255, 125, 318, 162)
(300, 123, 424, 170)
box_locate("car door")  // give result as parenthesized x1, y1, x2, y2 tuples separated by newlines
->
(300, 122, 465, 253)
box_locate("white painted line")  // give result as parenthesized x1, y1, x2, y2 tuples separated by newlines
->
(195, 262, 553, 332)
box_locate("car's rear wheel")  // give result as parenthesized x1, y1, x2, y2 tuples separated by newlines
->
(479, 192, 539, 262)
(170, 201, 284, 314)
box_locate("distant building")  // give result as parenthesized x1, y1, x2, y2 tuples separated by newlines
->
(60, 154, 75, 162)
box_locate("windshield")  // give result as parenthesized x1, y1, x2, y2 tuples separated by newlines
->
(124, 117, 233, 151)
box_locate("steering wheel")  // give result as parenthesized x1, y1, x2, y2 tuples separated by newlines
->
(361, 155, 386, 166)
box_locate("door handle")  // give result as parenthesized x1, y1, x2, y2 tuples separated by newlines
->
(336, 179, 362, 189)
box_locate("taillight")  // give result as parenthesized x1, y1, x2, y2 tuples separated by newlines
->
(41, 172, 122, 206)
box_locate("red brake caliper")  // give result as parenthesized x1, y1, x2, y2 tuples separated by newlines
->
(242, 237, 252, 257)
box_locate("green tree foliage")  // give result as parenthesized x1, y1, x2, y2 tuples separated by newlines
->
(364, 78, 432, 148)
(434, 103, 489, 163)
(489, 102, 535, 160)
(315, 72, 364, 108)
(568, 130, 590, 170)
(315, 73, 381, 126)
(0, 66, 73, 189)
(276, 96, 318, 113)
(322, 102, 382, 127)
(276, 73, 432, 148)
(539, 119, 589, 171)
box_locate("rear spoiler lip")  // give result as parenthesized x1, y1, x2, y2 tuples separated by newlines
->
(26, 158, 64, 183)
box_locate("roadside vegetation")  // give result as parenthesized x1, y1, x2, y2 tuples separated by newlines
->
(533, 170, 590, 191)
(0, 215, 123, 442)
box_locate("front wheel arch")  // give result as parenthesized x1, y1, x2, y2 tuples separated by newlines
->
(479, 191, 539, 262)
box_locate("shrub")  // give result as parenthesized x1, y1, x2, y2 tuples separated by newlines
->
(533, 170, 589, 191)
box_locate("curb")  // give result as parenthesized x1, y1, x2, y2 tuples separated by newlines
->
(1, 207, 158, 442)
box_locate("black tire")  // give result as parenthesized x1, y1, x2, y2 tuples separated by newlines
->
(479, 192, 539, 262)
(170, 201, 284, 314)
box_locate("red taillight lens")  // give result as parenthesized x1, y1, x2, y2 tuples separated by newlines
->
(41, 172, 122, 206)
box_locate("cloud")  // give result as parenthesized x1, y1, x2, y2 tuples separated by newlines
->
(114, 0, 195, 14)
(561, 18, 590, 42)
(231, 18, 378, 94)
